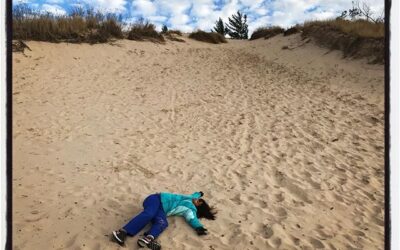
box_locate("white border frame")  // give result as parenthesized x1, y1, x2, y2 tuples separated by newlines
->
(1, 0, 7, 248)
(391, 0, 399, 249)
(0, 1, 398, 249)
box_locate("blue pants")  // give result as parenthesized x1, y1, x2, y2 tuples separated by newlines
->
(123, 193, 168, 238)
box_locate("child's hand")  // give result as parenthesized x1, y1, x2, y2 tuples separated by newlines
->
(195, 227, 208, 236)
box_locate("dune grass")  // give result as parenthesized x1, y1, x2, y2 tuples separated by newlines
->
(189, 30, 227, 44)
(250, 26, 284, 40)
(303, 19, 384, 38)
(301, 19, 384, 63)
(127, 21, 165, 42)
(165, 30, 183, 36)
(250, 18, 384, 63)
(13, 4, 124, 43)
(250, 18, 384, 41)
(283, 26, 300, 36)
(12, 3, 166, 44)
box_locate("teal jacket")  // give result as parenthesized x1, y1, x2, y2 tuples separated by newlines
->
(160, 192, 203, 229)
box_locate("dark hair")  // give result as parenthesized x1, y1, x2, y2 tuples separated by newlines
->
(196, 199, 217, 220)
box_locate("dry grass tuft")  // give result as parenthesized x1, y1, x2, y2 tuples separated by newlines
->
(303, 19, 384, 38)
(161, 29, 185, 42)
(301, 19, 384, 63)
(166, 30, 183, 36)
(12, 4, 123, 43)
(250, 26, 284, 40)
(127, 21, 165, 42)
(189, 30, 227, 44)
(164, 33, 185, 42)
(283, 26, 300, 36)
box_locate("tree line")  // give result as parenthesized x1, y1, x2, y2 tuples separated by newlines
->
(213, 11, 248, 39)
(337, 0, 384, 23)
(161, 10, 249, 40)
(209, 1, 383, 41)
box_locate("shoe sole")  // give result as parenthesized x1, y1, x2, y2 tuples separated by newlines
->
(111, 231, 125, 246)
(148, 241, 161, 250)
(137, 239, 146, 248)
(137, 239, 161, 250)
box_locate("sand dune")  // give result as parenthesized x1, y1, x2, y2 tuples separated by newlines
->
(13, 34, 384, 249)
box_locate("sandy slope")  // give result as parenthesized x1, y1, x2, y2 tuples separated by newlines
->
(13, 34, 384, 250)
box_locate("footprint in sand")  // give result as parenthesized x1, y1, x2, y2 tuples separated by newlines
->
(274, 192, 285, 203)
(25, 211, 48, 223)
(309, 238, 325, 249)
(64, 234, 78, 248)
(291, 236, 301, 246)
(270, 237, 282, 248)
(275, 207, 288, 218)
(274, 171, 312, 204)
(231, 194, 242, 205)
(262, 224, 274, 239)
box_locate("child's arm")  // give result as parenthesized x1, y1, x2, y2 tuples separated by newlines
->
(166, 192, 202, 201)
(180, 192, 203, 200)
(183, 209, 204, 229)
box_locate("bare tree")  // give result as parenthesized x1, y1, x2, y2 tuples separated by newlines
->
(352, 0, 384, 23)
(359, 1, 373, 21)
(349, 1, 361, 19)
(375, 8, 385, 23)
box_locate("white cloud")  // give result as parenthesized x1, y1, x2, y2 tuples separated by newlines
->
(41, 4, 66, 15)
(46, 0, 64, 4)
(310, 11, 336, 20)
(13, 0, 31, 4)
(24, 0, 385, 35)
(191, 0, 215, 18)
(219, 0, 241, 20)
(267, 0, 383, 28)
(172, 24, 193, 33)
(78, 0, 127, 13)
(131, 0, 157, 16)
(147, 15, 167, 22)
(156, 0, 192, 16)
(169, 14, 190, 26)
(129, 0, 382, 34)
(196, 17, 215, 31)
(247, 15, 271, 33)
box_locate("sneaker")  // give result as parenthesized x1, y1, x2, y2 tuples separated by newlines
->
(137, 235, 161, 250)
(111, 229, 127, 246)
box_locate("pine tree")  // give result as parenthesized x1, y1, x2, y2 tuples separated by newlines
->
(225, 11, 248, 39)
(213, 17, 227, 36)
(162, 24, 168, 33)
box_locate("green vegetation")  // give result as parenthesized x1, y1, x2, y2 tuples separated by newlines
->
(213, 18, 228, 36)
(213, 11, 248, 39)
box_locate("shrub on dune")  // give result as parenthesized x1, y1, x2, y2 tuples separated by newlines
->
(301, 19, 384, 63)
(127, 21, 165, 42)
(302, 19, 384, 39)
(250, 26, 284, 40)
(166, 30, 183, 36)
(188, 30, 227, 44)
(12, 3, 123, 43)
(283, 26, 300, 36)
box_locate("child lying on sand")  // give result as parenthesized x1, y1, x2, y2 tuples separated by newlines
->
(111, 191, 217, 250)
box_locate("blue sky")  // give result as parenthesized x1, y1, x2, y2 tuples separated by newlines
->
(14, 0, 384, 34)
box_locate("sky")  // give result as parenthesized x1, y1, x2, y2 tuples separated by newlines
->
(13, 0, 385, 34)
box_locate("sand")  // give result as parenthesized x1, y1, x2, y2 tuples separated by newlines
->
(12, 34, 384, 250)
